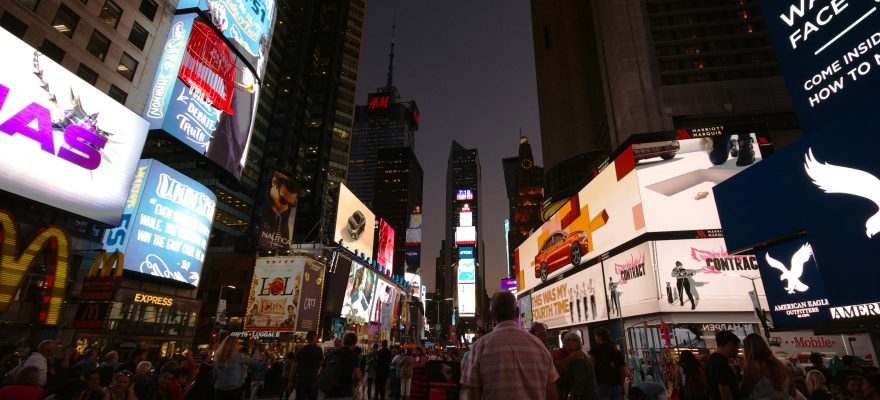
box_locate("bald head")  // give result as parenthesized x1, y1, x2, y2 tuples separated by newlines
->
(490, 291, 518, 322)
(37, 340, 56, 357)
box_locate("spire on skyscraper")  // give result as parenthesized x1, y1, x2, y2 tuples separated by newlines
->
(386, 12, 397, 88)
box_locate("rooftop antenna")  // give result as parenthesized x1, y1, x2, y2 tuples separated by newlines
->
(385, 10, 397, 88)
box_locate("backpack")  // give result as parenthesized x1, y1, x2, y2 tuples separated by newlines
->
(318, 349, 344, 394)
(683, 369, 709, 400)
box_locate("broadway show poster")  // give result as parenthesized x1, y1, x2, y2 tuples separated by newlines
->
(257, 171, 297, 253)
(340, 263, 378, 322)
(245, 256, 324, 332)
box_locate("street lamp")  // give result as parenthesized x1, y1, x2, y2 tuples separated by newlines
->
(726, 274, 771, 339)
(215, 285, 236, 336)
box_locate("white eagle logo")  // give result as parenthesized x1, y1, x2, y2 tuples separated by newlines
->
(764, 243, 813, 294)
(804, 149, 880, 238)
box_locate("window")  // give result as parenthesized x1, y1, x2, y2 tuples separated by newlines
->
(76, 64, 98, 85)
(86, 30, 111, 61)
(15, 0, 40, 11)
(128, 22, 148, 50)
(52, 5, 79, 38)
(38, 40, 65, 63)
(138, 0, 157, 20)
(99, 0, 122, 29)
(116, 52, 138, 81)
(108, 85, 127, 104)
(0, 13, 28, 37)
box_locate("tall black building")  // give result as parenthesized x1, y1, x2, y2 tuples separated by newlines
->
(502, 136, 544, 279)
(374, 147, 423, 276)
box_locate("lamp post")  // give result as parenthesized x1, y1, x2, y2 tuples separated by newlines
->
(214, 285, 236, 343)
(726, 274, 771, 339)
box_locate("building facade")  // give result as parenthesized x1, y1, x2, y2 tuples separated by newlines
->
(373, 147, 423, 277)
(502, 136, 544, 278)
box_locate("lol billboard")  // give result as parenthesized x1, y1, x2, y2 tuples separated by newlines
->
(143, 14, 258, 180)
(102, 159, 216, 286)
(245, 256, 325, 332)
(0, 28, 148, 225)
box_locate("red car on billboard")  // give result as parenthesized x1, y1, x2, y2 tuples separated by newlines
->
(535, 231, 589, 282)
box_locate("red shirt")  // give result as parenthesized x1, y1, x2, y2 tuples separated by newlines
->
(0, 385, 44, 400)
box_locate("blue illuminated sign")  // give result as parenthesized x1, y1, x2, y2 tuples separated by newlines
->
(458, 259, 475, 283)
(103, 159, 217, 286)
(458, 246, 474, 259)
(177, 0, 276, 79)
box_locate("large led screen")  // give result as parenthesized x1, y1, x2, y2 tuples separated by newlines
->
(458, 258, 476, 283)
(340, 263, 378, 322)
(102, 159, 216, 286)
(244, 256, 324, 331)
(0, 28, 149, 225)
(531, 264, 607, 329)
(256, 171, 297, 253)
(654, 237, 765, 313)
(334, 184, 376, 259)
(458, 283, 476, 316)
(177, 0, 276, 79)
(755, 237, 831, 327)
(602, 242, 658, 318)
(143, 14, 258, 180)
(371, 279, 395, 324)
(635, 133, 763, 232)
(405, 213, 422, 246)
(516, 148, 645, 293)
(376, 219, 395, 269)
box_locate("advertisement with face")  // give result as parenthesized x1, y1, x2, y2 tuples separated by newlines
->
(143, 14, 258, 180)
(371, 279, 395, 324)
(518, 295, 533, 329)
(334, 184, 376, 259)
(340, 263, 378, 322)
(178, 0, 276, 79)
(531, 264, 608, 329)
(655, 238, 765, 313)
(0, 29, 149, 226)
(257, 171, 297, 253)
(602, 242, 658, 318)
(376, 219, 395, 269)
(517, 148, 644, 292)
(245, 257, 307, 331)
(636, 133, 762, 232)
(103, 159, 216, 286)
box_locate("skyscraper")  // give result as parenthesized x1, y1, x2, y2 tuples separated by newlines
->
(348, 20, 421, 208)
(531, 0, 800, 212)
(373, 147, 423, 276)
(502, 136, 544, 279)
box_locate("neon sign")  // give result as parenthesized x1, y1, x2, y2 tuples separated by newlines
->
(368, 95, 391, 110)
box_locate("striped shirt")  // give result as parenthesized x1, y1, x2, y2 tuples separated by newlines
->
(460, 320, 559, 399)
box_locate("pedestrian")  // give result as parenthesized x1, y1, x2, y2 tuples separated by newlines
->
(630, 381, 667, 400)
(248, 351, 269, 400)
(133, 361, 153, 400)
(390, 348, 402, 399)
(179, 351, 197, 379)
(375, 340, 392, 400)
(43, 379, 88, 400)
(676, 350, 709, 400)
(280, 351, 294, 400)
(22, 339, 56, 387)
(0, 366, 43, 400)
(76, 350, 100, 372)
(553, 332, 597, 400)
(99, 351, 123, 387)
(83, 368, 108, 400)
(104, 370, 137, 400)
(706, 331, 741, 400)
(589, 327, 625, 400)
(288, 330, 323, 400)
(806, 370, 832, 400)
(52, 345, 79, 387)
(845, 376, 868, 400)
(863, 374, 880, 400)
(413, 346, 428, 368)
(837, 357, 864, 390)
(185, 363, 214, 400)
(741, 334, 796, 400)
(320, 332, 363, 400)
(120, 350, 147, 375)
(460, 291, 559, 400)
(399, 349, 414, 400)
(531, 322, 550, 348)
(212, 336, 256, 400)
(366, 344, 379, 399)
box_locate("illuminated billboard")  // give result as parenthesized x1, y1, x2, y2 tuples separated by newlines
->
(654, 238, 765, 313)
(340, 263, 378, 322)
(458, 259, 476, 283)
(405, 213, 422, 246)
(0, 29, 148, 225)
(459, 205, 473, 227)
(102, 159, 216, 286)
(334, 184, 376, 260)
(376, 219, 395, 269)
(257, 171, 297, 253)
(531, 264, 607, 329)
(501, 278, 517, 292)
(636, 133, 763, 232)
(516, 145, 643, 293)
(143, 14, 258, 180)
(371, 279, 395, 324)
(244, 256, 324, 331)
(177, 0, 276, 79)
(458, 283, 476, 316)
(455, 226, 476, 245)
(456, 189, 474, 201)
(602, 242, 658, 318)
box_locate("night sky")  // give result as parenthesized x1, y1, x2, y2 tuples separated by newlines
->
(355, 0, 544, 294)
